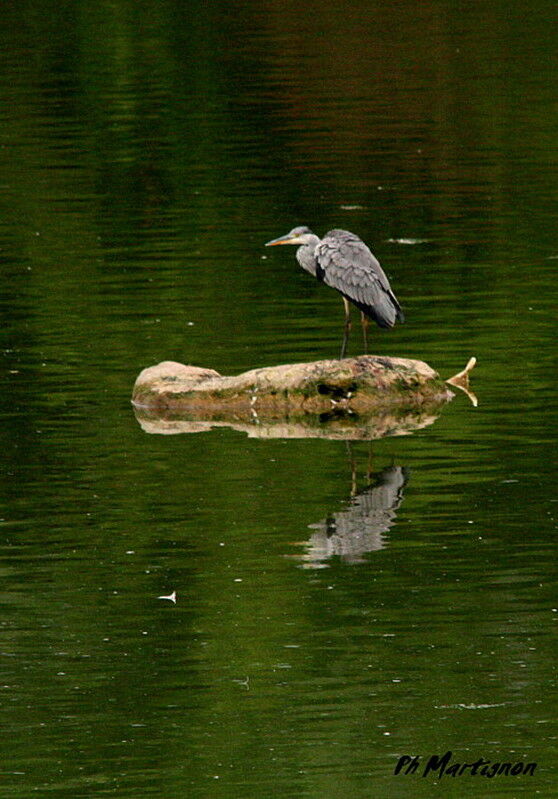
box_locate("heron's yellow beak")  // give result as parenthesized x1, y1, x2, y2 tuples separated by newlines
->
(265, 235, 295, 246)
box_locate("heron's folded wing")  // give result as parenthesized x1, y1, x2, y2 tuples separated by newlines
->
(315, 230, 401, 328)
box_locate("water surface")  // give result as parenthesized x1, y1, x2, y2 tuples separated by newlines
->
(0, 1, 556, 796)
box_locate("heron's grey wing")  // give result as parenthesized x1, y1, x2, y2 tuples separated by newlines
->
(315, 229, 403, 328)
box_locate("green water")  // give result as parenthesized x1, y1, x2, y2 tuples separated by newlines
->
(0, 1, 556, 796)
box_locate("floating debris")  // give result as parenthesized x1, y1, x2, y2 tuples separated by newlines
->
(387, 237, 430, 245)
(446, 357, 478, 407)
(158, 591, 177, 603)
(435, 702, 505, 710)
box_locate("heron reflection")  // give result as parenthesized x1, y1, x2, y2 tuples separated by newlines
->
(298, 465, 409, 568)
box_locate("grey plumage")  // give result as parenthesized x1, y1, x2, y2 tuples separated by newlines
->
(317, 229, 404, 328)
(265, 226, 404, 330)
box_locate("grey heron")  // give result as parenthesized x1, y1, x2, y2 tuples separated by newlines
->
(265, 226, 404, 358)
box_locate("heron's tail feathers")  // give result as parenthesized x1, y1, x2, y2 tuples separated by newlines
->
(389, 290, 405, 325)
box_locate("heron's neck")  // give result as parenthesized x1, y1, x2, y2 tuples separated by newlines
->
(296, 236, 320, 276)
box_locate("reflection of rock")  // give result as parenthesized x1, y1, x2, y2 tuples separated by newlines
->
(133, 405, 442, 440)
(299, 466, 409, 567)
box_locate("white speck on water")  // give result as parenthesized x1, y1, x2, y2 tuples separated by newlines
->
(436, 702, 506, 710)
(387, 237, 430, 245)
(158, 591, 177, 603)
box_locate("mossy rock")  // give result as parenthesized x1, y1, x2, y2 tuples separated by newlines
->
(132, 355, 454, 420)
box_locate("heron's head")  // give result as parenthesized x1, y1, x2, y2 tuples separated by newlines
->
(265, 226, 315, 247)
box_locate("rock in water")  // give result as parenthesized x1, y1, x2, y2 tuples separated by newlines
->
(132, 355, 454, 418)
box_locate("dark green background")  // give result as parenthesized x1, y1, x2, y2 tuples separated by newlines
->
(0, 1, 556, 796)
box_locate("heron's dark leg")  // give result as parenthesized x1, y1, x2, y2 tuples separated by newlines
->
(361, 313, 369, 354)
(340, 297, 351, 359)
